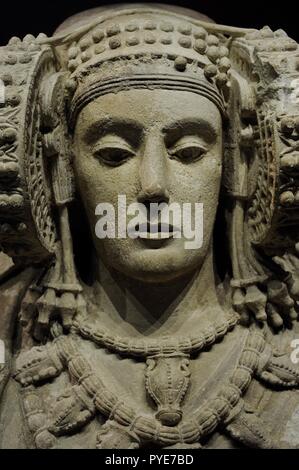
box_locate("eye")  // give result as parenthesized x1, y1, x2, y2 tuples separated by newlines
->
(169, 137, 207, 163)
(93, 138, 135, 166)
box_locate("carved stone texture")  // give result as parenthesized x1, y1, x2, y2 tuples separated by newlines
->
(1, 4, 299, 449)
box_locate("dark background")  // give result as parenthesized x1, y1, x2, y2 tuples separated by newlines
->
(0, 0, 298, 44)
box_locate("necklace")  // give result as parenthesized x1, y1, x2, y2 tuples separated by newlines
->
(50, 325, 265, 447)
(72, 312, 238, 357)
(14, 311, 265, 448)
(71, 311, 239, 426)
(14, 323, 265, 448)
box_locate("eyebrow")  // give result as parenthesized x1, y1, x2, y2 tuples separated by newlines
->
(82, 117, 144, 145)
(162, 118, 218, 144)
(81, 116, 219, 148)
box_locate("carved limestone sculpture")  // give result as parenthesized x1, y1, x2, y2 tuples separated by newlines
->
(1, 3, 299, 448)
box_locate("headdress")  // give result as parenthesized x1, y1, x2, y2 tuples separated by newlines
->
(62, 9, 232, 125)
(0, 6, 299, 333)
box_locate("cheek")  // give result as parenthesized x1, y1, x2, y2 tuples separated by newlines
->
(73, 146, 106, 224)
(168, 156, 222, 204)
(167, 155, 222, 244)
(199, 157, 222, 198)
(73, 148, 140, 215)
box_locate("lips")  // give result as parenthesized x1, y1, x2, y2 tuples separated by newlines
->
(128, 222, 180, 239)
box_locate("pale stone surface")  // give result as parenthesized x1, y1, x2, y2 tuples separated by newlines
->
(0, 4, 299, 449)
(283, 405, 299, 447)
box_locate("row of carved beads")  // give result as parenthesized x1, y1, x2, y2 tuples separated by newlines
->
(245, 26, 298, 52)
(66, 20, 231, 94)
(72, 312, 238, 357)
(0, 35, 43, 242)
(48, 329, 264, 446)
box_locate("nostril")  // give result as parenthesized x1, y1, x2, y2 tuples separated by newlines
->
(137, 185, 170, 204)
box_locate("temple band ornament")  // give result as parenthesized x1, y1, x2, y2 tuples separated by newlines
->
(1, 3, 299, 449)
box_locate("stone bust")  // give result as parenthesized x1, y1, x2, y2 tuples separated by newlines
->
(1, 3, 299, 449)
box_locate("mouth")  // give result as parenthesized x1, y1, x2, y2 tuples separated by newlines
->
(128, 222, 181, 240)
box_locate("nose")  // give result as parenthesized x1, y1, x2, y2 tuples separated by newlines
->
(137, 135, 170, 205)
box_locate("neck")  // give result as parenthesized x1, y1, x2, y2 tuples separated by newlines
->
(85, 245, 227, 338)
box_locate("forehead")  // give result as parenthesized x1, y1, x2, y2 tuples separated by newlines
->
(76, 89, 221, 133)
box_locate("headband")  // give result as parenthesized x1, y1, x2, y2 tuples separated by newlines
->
(69, 72, 226, 128)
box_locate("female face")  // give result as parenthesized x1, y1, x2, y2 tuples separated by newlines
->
(73, 89, 222, 282)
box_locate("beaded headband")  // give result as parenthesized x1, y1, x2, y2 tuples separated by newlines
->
(58, 10, 232, 125)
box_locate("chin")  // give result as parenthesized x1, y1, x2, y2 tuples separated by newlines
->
(111, 248, 204, 283)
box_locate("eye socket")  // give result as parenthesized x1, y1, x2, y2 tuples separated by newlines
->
(93, 138, 135, 166)
(169, 137, 207, 163)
